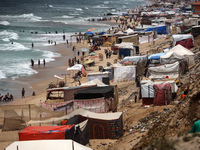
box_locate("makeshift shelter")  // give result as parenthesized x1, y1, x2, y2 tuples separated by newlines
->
(140, 80, 178, 106)
(112, 65, 136, 83)
(74, 86, 117, 113)
(145, 25, 167, 34)
(123, 55, 147, 65)
(192, 26, 200, 37)
(87, 72, 110, 82)
(148, 53, 165, 60)
(124, 28, 134, 34)
(27, 109, 123, 140)
(19, 125, 75, 141)
(46, 84, 96, 102)
(118, 34, 139, 46)
(160, 44, 195, 66)
(115, 42, 135, 58)
(5, 140, 92, 150)
(67, 64, 87, 76)
(147, 61, 179, 79)
(172, 34, 194, 49)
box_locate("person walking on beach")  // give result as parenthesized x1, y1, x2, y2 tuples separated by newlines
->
(43, 59, 45, 66)
(22, 88, 25, 98)
(63, 35, 65, 41)
(38, 59, 40, 65)
(77, 50, 80, 56)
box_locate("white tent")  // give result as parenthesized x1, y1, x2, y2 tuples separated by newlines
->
(172, 34, 194, 46)
(160, 44, 195, 66)
(115, 42, 134, 49)
(67, 64, 83, 71)
(5, 140, 92, 150)
(147, 61, 179, 79)
(115, 31, 125, 35)
(124, 28, 134, 34)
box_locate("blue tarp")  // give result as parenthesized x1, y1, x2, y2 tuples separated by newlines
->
(148, 53, 165, 60)
(119, 49, 131, 57)
(145, 25, 167, 34)
(98, 32, 106, 35)
(84, 31, 94, 35)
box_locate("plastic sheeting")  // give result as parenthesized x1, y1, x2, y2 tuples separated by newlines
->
(147, 61, 179, 79)
(140, 80, 178, 98)
(123, 55, 147, 64)
(6, 140, 92, 150)
(113, 65, 136, 83)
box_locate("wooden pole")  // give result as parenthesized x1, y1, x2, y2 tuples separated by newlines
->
(29, 104, 31, 126)
(72, 140, 74, 150)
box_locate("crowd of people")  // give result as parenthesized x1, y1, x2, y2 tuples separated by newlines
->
(0, 93, 13, 102)
(31, 59, 45, 66)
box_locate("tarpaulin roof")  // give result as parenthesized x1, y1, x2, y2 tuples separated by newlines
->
(6, 140, 92, 150)
(67, 64, 83, 71)
(27, 109, 122, 125)
(172, 34, 193, 42)
(74, 86, 114, 99)
(148, 53, 165, 60)
(115, 42, 134, 49)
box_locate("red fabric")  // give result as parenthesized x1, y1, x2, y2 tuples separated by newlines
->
(176, 38, 193, 49)
(154, 89, 165, 106)
(182, 94, 186, 98)
(81, 66, 87, 76)
(19, 125, 74, 141)
(142, 98, 154, 106)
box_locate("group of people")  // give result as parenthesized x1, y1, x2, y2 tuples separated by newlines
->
(0, 93, 13, 102)
(31, 59, 45, 66)
(105, 49, 112, 59)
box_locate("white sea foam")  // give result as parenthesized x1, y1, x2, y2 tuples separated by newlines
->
(49, 5, 53, 8)
(0, 42, 29, 51)
(58, 15, 74, 19)
(0, 13, 42, 22)
(93, 5, 109, 9)
(0, 21, 10, 26)
(0, 30, 19, 41)
(75, 8, 83, 11)
(42, 51, 61, 62)
(85, 7, 89, 10)
(0, 70, 6, 80)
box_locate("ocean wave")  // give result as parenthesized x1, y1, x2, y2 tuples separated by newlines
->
(55, 15, 74, 19)
(0, 13, 42, 22)
(75, 8, 83, 11)
(93, 5, 109, 9)
(0, 70, 6, 80)
(49, 5, 53, 8)
(42, 51, 61, 62)
(0, 21, 10, 26)
(85, 7, 89, 10)
(0, 42, 29, 51)
(0, 30, 19, 41)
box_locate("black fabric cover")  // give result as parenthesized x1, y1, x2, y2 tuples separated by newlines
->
(74, 121, 89, 145)
(66, 115, 80, 125)
(74, 86, 114, 99)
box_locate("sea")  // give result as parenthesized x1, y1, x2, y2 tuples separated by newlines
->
(0, 0, 149, 101)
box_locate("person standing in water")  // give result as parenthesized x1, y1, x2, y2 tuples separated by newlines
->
(43, 59, 45, 66)
(38, 59, 40, 65)
(22, 88, 25, 98)
(32, 43, 34, 48)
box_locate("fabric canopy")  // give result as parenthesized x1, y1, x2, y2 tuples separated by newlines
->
(147, 61, 179, 79)
(67, 64, 83, 71)
(148, 53, 165, 60)
(160, 44, 195, 66)
(115, 42, 134, 49)
(6, 140, 92, 150)
(124, 28, 134, 34)
(27, 109, 122, 125)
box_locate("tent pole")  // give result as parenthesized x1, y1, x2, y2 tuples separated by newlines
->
(29, 104, 31, 126)
(72, 140, 74, 150)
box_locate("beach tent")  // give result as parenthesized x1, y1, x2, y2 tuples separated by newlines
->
(112, 65, 136, 83)
(27, 109, 123, 140)
(80, 48, 89, 52)
(74, 86, 118, 113)
(87, 72, 110, 82)
(115, 31, 125, 35)
(67, 64, 87, 76)
(114, 42, 135, 57)
(19, 125, 75, 141)
(123, 55, 147, 65)
(118, 34, 139, 46)
(172, 34, 194, 49)
(145, 25, 167, 34)
(124, 28, 134, 34)
(147, 61, 179, 79)
(5, 140, 92, 150)
(160, 44, 195, 66)
(140, 80, 178, 106)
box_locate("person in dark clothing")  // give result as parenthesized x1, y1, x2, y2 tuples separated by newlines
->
(31, 59, 34, 66)
(32, 43, 34, 48)
(43, 59, 46, 66)
(22, 88, 25, 98)
(38, 59, 40, 65)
